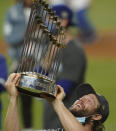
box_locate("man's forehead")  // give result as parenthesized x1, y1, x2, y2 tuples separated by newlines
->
(84, 94, 100, 104)
(80, 93, 99, 102)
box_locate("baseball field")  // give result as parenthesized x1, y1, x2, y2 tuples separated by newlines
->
(0, 0, 116, 130)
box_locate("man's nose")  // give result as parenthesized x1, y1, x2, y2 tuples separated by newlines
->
(80, 97, 87, 103)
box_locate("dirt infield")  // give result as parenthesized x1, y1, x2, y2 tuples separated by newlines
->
(0, 41, 8, 56)
(83, 31, 116, 59)
(0, 31, 116, 59)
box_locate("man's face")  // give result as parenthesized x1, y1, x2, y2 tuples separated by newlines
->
(70, 94, 100, 117)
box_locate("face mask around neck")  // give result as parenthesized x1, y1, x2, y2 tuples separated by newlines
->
(76, 114, 97, 124)
(76, 117, 86, 124)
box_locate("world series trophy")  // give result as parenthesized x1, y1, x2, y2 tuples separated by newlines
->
(16, 0, 66, 98)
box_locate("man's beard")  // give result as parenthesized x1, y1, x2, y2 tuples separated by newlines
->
(69, 107, 89, 117)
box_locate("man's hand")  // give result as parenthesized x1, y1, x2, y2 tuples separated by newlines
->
(5, 73, 21, 131)
(51, 85, 66, 108)
(41, 85, 65, 107)
(5, 73, 21, 97)
(55, 85, 66, 101)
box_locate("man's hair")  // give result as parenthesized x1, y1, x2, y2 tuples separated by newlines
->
(85, 107, 105, 131)
(92, 120, 105, 131)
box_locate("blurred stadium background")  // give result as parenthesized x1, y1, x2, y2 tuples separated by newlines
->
(0, 0, 116, 130)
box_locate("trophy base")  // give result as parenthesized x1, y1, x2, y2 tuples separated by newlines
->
(17, 73, 57, 98)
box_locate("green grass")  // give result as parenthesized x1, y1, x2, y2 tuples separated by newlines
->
(0, 0, 14, 40)
(1, 58, 116, 130)
(85, 58, 116, 131)
(89, 0, 116, 30)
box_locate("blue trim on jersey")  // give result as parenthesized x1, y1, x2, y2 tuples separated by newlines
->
(56, 80, 75, 95)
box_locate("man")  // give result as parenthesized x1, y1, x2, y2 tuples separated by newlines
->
(5, 73, 109, 131)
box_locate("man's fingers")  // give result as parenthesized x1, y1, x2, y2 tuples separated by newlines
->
(8, 73, 17, 82)
(57, 85, 66, 98)
(57, 85, 64, 93)
(7, 73, 21, 85)
(14, 74, 21, 85)
(16, 78, 20, 86)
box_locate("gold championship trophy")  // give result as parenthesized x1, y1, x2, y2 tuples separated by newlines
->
(17, 0, 66, 98)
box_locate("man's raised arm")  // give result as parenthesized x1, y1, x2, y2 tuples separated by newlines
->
(43, 85, 85, 131)
(5, 73, 21, 131)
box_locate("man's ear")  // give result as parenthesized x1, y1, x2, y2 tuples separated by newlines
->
(91, 114, 102, 121)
